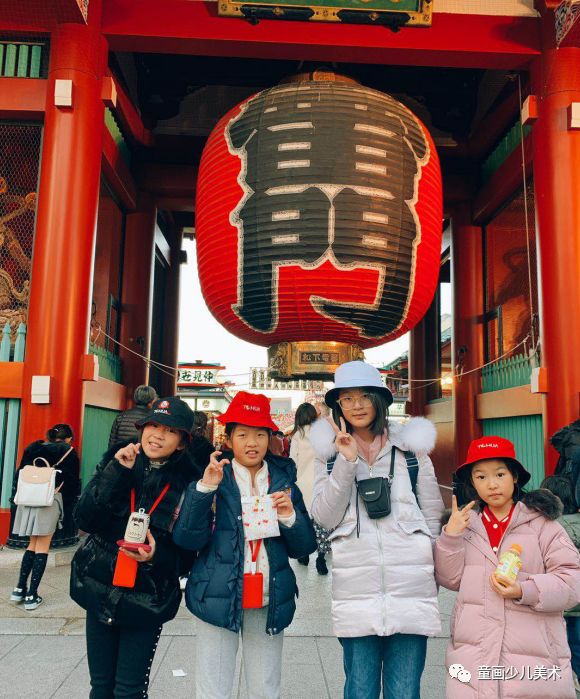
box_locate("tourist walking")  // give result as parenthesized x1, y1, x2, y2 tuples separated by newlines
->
(290, 402, 331, 574)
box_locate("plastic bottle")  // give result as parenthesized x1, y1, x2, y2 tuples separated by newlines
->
(494, 543, 523, 583)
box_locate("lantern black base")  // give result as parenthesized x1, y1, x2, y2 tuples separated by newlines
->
(268, 341, 364, 380)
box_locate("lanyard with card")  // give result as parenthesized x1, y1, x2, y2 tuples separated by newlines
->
(242, 539, 264, 609)
(113, 483, 170, 588)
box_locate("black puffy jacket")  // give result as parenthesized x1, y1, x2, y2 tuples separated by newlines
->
(108, 406, 150, 448)
(17, 440, 80, 502)
(70, 443, 197, 628)
(173, 454, 317, 635)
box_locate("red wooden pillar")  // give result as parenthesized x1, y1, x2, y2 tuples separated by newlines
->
(19, 10, 107, 453)
(532, 47, 580, 472)
(452, 205, 484, 466)
(119, 196, 157, 397)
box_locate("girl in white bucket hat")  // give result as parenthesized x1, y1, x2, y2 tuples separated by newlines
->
(310, 360, 444, 699)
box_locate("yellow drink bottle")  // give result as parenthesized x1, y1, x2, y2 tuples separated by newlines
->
(494, 543, 522, 583)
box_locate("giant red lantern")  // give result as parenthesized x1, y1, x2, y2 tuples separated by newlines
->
(196, 74, 442, 379)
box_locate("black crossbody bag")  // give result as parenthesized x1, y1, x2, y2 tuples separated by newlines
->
(356, 447, 396, 521)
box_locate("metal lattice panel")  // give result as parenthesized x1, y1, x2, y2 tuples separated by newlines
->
(0, 123, 42, 339)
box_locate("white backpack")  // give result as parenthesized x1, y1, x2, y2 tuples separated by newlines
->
(14, 447, 72, 507)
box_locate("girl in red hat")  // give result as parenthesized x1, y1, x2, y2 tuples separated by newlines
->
(435, 435, 580, 699)
(174, 391, 316, 699)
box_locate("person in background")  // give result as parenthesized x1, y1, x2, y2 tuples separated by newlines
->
(269, 429, 289, 458)
(315, 402, 330, 419)
(189, 410, 215, 472)
(11, 423, 80, 610)
(290, 402, 330, 574)
(541, 475, 580, 692)
(108, 385, 158, 448)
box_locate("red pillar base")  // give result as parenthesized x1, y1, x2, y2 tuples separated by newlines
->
(0, 509, 10, 545)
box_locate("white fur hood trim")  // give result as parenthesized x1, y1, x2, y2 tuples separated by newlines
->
(309, 416, 437, 460)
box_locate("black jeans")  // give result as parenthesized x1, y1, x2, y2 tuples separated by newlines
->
(86, 612, 162, 699)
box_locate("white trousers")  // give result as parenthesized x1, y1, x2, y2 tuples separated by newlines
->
(194, 606, 284, 699)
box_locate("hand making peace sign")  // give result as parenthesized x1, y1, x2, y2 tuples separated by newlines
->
(327, 416, 358, 463)
(445, 495, 477, 536)
(201, 450, 230, 487)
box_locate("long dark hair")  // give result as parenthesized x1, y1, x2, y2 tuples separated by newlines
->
(292, 403, 318, 437)
(541, 475, 577, 514)
(331, 388, 390, 437)
(455, 459, 525, 507)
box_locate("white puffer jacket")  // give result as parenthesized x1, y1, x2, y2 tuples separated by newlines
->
(310, 417, 444, 638)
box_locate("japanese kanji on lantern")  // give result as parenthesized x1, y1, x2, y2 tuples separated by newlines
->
(195, 73, 442, 379)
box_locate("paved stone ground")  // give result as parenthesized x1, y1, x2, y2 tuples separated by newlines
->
(0, 546, 453, 698)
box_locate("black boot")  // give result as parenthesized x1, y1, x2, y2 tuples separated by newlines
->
(316, 554, 328, 576)
(297, 556, 310, 566)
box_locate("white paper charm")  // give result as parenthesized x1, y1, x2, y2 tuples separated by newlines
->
(240, 495, 280, 541)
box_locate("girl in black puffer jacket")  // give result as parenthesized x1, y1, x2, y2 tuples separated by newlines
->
(70, 396, 197, 699)
(11, 423, 80, 611)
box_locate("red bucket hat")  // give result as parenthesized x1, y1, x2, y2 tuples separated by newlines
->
(456, 436, 531, 487)
(217, 391, 279, 431)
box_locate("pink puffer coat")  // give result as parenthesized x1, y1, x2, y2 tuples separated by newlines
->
(434, 490, 580, 699)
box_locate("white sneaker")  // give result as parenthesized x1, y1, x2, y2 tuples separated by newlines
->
(10, 588, 26, 603)
(24, 594, 43, 611)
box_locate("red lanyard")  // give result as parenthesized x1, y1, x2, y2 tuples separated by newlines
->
(248, 539, 262, 574)
(130, 483, 171, 514)
(248, 539, 262, 561)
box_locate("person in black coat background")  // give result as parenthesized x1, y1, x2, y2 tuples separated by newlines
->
(10, 423, 80, 610)
(188, 409, 215, 471)
(108, 384, 158, 448)
(71, 397, 197, 699)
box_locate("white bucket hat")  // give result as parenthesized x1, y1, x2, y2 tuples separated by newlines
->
(325, 360, 394, 408)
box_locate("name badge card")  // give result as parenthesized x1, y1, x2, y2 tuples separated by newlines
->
(240, 495, 280, 541)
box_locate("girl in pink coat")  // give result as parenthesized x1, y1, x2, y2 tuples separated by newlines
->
(435, 436, 580, 699)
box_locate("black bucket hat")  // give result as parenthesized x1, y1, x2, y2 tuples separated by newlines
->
(136, 396, 194, 439)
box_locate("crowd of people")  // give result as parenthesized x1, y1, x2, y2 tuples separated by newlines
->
(7, 364, 580, 699)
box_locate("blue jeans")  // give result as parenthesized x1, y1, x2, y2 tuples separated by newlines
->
(339, 633, 427, 699)
(566, 616, 580, 679)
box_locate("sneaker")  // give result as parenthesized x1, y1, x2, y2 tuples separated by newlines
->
(297, 556, 310, 566)
(10, 588, 26, 603)
(24, 594, 43, 611)
(315, 555, 328, 576)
